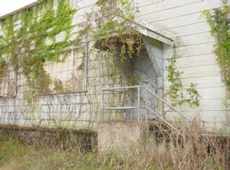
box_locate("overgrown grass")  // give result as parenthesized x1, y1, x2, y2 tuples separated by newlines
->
(0, 126, 227, 170)
(0, 140, 135, 170)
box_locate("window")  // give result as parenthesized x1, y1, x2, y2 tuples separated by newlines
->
(44, 48, 86, 94)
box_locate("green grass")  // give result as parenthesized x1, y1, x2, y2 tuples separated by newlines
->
(0, 137, 130, 170)
(0, 135, 225, 170)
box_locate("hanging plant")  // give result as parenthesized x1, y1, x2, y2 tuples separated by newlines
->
(91, 0, 144, 84)
(95, 32, 143, 62)
(93, 0, 142, 60)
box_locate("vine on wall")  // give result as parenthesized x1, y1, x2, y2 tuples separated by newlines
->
(0, 0, 76, 102)
(0, 0, 201, 110)
(203, 2, 230, 95)
(93, 0, 144, 85)
(167, 49, 200, 108)
(0, 0, 141, 103)
(94, 0, 201, 107)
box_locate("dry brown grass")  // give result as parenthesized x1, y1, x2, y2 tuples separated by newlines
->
(0, 122, 228, 170)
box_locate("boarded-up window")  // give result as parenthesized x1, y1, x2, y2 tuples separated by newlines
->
(44, 48, 85, 94)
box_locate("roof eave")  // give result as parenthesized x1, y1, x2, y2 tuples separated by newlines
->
(0, 1, 38, 20)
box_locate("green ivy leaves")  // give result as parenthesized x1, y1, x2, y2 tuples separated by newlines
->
(0, 0, 76, 101)
(93, 0, 142, 85)
(204, 3, 230, 92)
(168, 54, 200, 108)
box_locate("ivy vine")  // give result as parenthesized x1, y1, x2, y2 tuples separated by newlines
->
(95, 0, 142, 56)
(203, 2, 230, 95)
(0, 0, 76, 102)
(92, 0, 144, 84)
(93, 0, 201, 107)
(0, 0, 201, 110)
(167, 49, 200, 108)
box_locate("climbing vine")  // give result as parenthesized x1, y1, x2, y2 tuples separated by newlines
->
(0, 0, 141, 103)
(94, 0, 143, 58)
(92, 0, 144, 84)
(0, 0, 201, 109)
(167, 49, 200, 107)
(0, 0, 76, 102)
(203, 2, 230, 96)
(93, 0, 201, 107)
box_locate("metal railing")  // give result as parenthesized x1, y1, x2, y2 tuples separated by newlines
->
(101, 85, 184, 130)
(101, 85, 230, 134)
(102, 85, 141, 121)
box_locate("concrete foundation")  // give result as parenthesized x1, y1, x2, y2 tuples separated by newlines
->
(97, 122, 144, 153)
(0, 125, 97, 151)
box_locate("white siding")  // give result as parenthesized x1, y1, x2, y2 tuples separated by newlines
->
(134, 0, 226, 123)
(0, 0, 227, 126)
(75, 0, 227, 124)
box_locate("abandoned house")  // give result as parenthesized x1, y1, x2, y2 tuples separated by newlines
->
(0, 0, 229, 149)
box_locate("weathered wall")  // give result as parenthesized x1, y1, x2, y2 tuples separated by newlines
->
(134, 0, 228, 126)
(0, 0, 229, 128)
(70, 0, 229, 125)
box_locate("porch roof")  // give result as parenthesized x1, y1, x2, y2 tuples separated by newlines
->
(130, 20, 175, 46)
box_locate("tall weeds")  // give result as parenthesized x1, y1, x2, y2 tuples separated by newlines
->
(0, 123, 228, 170)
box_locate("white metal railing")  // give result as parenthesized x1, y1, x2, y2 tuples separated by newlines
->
(101, 85, 230, 135)
(102, 85, 141, 121)
(101, 85, 185, 130)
